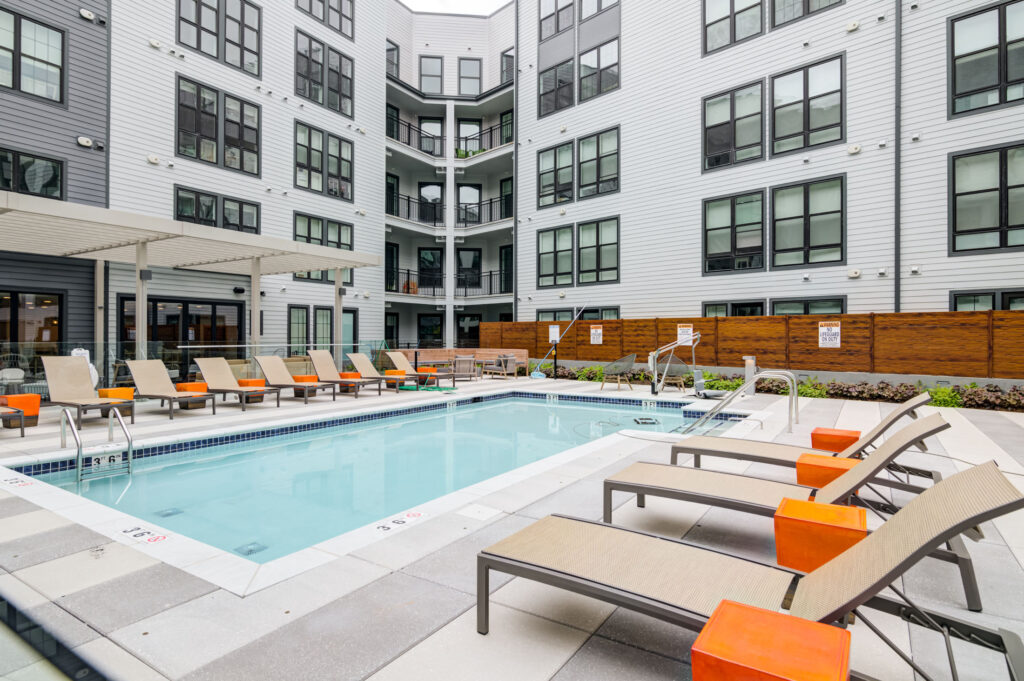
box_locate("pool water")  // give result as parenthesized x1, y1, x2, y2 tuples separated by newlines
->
(41, 399, 721, 563)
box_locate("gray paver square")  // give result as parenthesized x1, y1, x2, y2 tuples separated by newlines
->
(909, 625, 1010, 681)
(594, 608, 698, 663)
(58, 563, 218, 634)
(24, 601, 101, 649)
(181, 572, 473, 681)
(0, 497, 39, 521)
(518, 479, 631, 521)
(960, 409, 1024, 467)
(551, 635, 692, 681)
(0, 524, 110, 572)
(680, 506, 777, 562)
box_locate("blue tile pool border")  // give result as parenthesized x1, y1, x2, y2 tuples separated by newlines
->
(12, 392, 745, 477)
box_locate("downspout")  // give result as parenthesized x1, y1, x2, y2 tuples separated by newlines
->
(513, 0, 520, 321)
(894, 0, 903, 312)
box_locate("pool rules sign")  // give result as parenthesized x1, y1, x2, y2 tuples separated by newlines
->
(590, 325, 603, 345)
(818, 321, 841, 348)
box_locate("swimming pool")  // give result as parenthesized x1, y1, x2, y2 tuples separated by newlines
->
(38, 396, 731, 563)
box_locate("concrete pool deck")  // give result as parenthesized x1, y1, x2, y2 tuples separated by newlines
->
(0, 376, 1023, 680)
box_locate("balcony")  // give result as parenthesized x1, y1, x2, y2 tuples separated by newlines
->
(386, 116, 444, 158)
(386, 194, 445, 227)
(456, 270, 513, 297)
(456, 196, 513, 227)
(385, 268, 445, 297)
(455, 121, 514, 158)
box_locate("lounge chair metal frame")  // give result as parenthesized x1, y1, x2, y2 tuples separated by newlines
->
(307, 350, 383, 398)
(43, 356, 135, 428)
(385, 352, 454, 387)
(0, 406, 25, 437)
(193, 357, 282, 410)
(127, 360, 217, 420)
(254, 356, 338, 404)
(348, 352, 418, 393)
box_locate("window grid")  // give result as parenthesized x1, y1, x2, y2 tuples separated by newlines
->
(579, 39, 619, 102)
(538, 142, 574, 207)
(704, 191, 764, 273)
(771, 176, 845, 267)
(577, 218, 619, 284)
(540, 0, 574, 41)
(178, 0, 219, 58)
(224, 96, 260, 174)
(539, 59, 573, 116)
(537, 226, 573, 288)
(538, 307, 619, 321)
(581, 0, 618, 20)
(420, 55, 442, 94)
(294, 213, 354, 284)
(704, 81, 763, 170)
(772, 0, 842, 28)
(771, 298, 844, 315)
(175, 188, 217, 226)
(177, 78, 219, 166)
(295, 122, 353, 201)
(326, 47, 354, 117)
(501, 48, 514, 83)
(296, 31, 324, 105)
(952, 289, 1024, 310)
(952, 144, 1024, 252)
(386, 40, 399, 77)
(224, 0, 261, 76)
(178, 0, 261, 76)
(459, 57, 481, 96)
(0, 147, 62, 199)
(771, 55, 843, 155)
(703, 300, 765, 316)
(0, 9, 64, 102)
(578, 128, 619, 198)
(175, 187, 260, 233)
(951, 1, 1024, 114)
(704, 0, 762, 54)
(288, 306, 309, 355)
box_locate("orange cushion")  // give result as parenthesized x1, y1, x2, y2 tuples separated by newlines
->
(810, 427, 861, 453)
(775, 498, 867, 573)
(0, 394, 41, 416)
(176, 382, 208, 392)
(293, 375, 318, 383)
(338, 372, 361, 379)
(237, 378, 266, 387)
(98, 387, 134, 401)
(418, 366, 438, 373)
(693, 600, 850, 681)
(795, 453, 859, 489)
(385, 370, 405, 376)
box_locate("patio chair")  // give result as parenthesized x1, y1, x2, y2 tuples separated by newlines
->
(452, 355, 479, 382)
(42, 355, 135, 428)
(0, 367, 25, 394)
(478, 462, 1024, 680)
(657, 355, 690, 392)
(481, 354, 516, 379)
(600, 354, 637, 391)
(308, 350, 383, 398)
(254, 355, 338, 404)
(386, 351, 453, 387)
(348, 352, 418, 393)
(194, 357, 281, 410)
(0, 406, 25, 437)
(126, 360, 216, 420)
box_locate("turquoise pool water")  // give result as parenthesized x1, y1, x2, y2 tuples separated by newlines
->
(41, 398, 720, 563)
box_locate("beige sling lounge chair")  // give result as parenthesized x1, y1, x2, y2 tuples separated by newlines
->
(307, 350, 382, 398)
(386, 351, 453, 387)
(127, 360, 216, 419)
(194, 357, 281, 410)
(254, 355, 337, 404)
(478, 462, 1024, 680)
(348, 352, 417, 393)
(43, 355, 135, 428)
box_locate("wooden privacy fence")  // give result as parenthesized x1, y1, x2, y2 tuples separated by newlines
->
(479, 311, 1024, 379)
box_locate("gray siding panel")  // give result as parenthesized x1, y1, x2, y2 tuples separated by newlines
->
(578, 4, 619, 53)
(538, 29, 575, 71)
(0, 252, 95, 345)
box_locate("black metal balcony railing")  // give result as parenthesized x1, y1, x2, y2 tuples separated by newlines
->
(386, 194, 445, 227)
(456, 270, 513, 297)
(456, 120, 514, 157)
(456, 196, 513, 227)
(386, 116, 445, 157)
(385, 268, 445, 297)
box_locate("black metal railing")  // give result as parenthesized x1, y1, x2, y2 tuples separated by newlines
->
(456, 120, 514, 157)
(385, 268, 446, 296)
(456, 196, 513, 226)
(456, 270, 513, 297)
(386, 193, 445, 227)
(386, 116, 445, 157)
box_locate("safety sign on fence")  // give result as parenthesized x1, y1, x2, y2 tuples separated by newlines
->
(590, 325, 603, 345)
(677, 323, 694, 346)
(818, 321, 841, 348)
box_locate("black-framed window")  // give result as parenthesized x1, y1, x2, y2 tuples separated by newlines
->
(771, 298, 844, 315)
(772, 176, 844, 267)
(704, 191, 764, 273)
(420, 55, 442, 94)
(952, 289, 1024, 310)
(296, 0, 353, 39)
(772, 0, 842, 28)
(294, 212, 353, 285)
(951, 143, 1024, 252)
(704, 0, 762, 54)
(178, 0, 261, 76)
(0, 147, 62, 199)
(537, 226, 573, 287)
(174, 187, 260, 234)
(0, 290, 64, 348)
(579, 39, 619, 101)
(772, 55, 843, 155)
(224, 95, 260, 174)
(501, 47, 514, 83)
(175, 187, 217, 226)
(386, 40, 399, 77)
(177, 77, 260, 176)
(539, 59, 573, 116)
(295, 122, 353, 200)
(581, 0, 618, 20)
(456, 248, 482, 287)
(540, 0, 573, 41)
(288, 305, 309, 355)
(538, 142, 573, 207)
(459, 57, 481, 96)
(704, 81, 763, 170)
(951, 1, 1024, 115)
(578, 217, 619, 284)
(538, 307, 619, 321)
(704, 300, 764, 316)
(0, 8, 64, 102)
(313, 306, 333, 349)
(578, 128, 619, 198)
(296, 32, 353, 118)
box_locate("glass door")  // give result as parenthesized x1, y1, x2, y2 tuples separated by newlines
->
(418, 117, 443, 156)
(385, 242, 399, 292)
(458, 184, 481, 224)
(456, 314, 481, 348)
(386, 104, 400, 140)
(417, 313, 444, 348)
(500, 177, 513, 219)
(386, 173, 400, 217)
(458, 119, 481, 154)
(456, 248, 482, 291)
(418, 247, 444, 294)
(500, 109, 514, 145)
(500, 245, 513, 293)
(385, 312, 399, 349)
(418, 182, 443, 225)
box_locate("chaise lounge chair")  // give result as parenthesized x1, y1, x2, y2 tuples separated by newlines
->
(126, 360, 216, 419)
(349, 352, 418, 393)
(477, 462, 1024, 679)
(600, 354, 637, 391)
(308, 350, 383, 398)
(194, 357, 281, 410)
(254, 355, 337, 404)
(42, 355, 135, 428)
(386, 351, 453, 387)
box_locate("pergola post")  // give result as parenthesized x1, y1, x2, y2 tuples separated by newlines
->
(250, 257, 261, 351)
(334, 270, 345, 357)
(135, 242, 148, 360)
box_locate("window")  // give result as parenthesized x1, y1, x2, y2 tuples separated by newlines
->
(578, 128, 619, 198)
(704, 301, 764, 316)
(772, 0, 842, 27)
(951, 143, 1024, 252)
(578, 217, 619, 284)
(295, 122, 353, 200)
(581, 0, 618, 20)
(952, 290, 1024, 310)
(772, 56, 843, 154)
(314, 307, 333, 349)
(175, 187, 260, 233)
(288, 306, 309, 355)
(540, 0, 573, 41)
(704, 0, 762, 53)
(456, 248, 482, 287)
(0, 292, 63, 354)
(501, 48, 514, 84)
(704, 191, 764, 273)
(538, 142, 573, 207)
(537, 226, 573, 287)
(951, 1, 1024, 114)
(0, 9, 63, 102)
(579, 39, 619, 101)
(580, 307, 619, 320)
(772, 176, 844, 267)
(539, 59, 573, 116)
(386, 40, 399, 77)
(420, 56, 442, 94)
(175, 188, 217, 226)
(222, 197, 260, 233)
(704, 82, 763, 170)
(0, 147, 62, 199)
(459, 58, 481, 95)
(296, 0, 353, 39)
(294, 213, 353, 285)
(177, 78, 260, 175)
(538, 307, 618, 321)
(296, 32, 353, 118)
(771, 298, 844, 315)
(178, 0, 261, 76)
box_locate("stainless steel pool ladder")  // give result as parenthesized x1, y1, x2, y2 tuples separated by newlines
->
(61, 407, 134, 484)
(674, 370, 800, 435)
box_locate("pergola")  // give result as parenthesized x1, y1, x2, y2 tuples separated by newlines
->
(0, 191, 381, 357)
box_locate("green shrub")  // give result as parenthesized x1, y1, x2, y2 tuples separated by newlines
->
(575, 366, 604, 382)
(929, 387, 963, 408)
(797, 380, 828, 398)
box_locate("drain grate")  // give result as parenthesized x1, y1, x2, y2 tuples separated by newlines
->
(634, 417, 660, 425)
(155, 508, 183, 518)
(234, 541, 268, 556)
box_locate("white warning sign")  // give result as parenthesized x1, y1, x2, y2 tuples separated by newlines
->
(818, 321, 841, 348)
